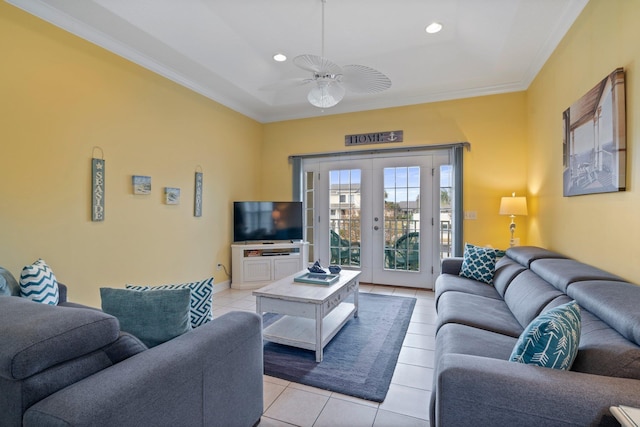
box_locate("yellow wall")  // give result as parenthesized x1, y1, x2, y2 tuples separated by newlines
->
(263, 93, 528, 249)
(526, 0, 640, 283)
(0, 3, 263, 306)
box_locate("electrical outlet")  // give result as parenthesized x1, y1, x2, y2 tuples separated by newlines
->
(216, 263, 223, 271)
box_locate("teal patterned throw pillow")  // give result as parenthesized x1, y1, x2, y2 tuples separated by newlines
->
(509, 300, 581, 370)
(459, 243, 497, 284)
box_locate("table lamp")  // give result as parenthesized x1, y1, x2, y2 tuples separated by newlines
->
(499, 192, 528, 247)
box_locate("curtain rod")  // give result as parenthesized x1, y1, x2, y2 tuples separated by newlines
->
(289, 141, 470, 161)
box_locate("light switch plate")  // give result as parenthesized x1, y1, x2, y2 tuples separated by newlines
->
(464, 211, 477, 220)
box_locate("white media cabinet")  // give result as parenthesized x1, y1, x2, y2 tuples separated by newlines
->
(231, 241, 309, 289)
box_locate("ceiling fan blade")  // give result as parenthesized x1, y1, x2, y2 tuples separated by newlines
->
(260, 77, 314, 91)
(341, 64, 392, 93)
(294, 54, 342, 75)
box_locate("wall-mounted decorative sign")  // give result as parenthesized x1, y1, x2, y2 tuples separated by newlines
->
(132, 175, 151, 195)
(345, 130, 403, 146)
(563, 68, 626, 196)
(91, 147, 105, 222)
(194, 166, 203, 217)
(165, 187, 180, 205)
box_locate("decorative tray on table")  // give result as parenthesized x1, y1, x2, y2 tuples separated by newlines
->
(293, 272, 340, 285)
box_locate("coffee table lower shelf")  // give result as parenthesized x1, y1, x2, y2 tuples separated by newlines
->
(263, 303, 355, 354)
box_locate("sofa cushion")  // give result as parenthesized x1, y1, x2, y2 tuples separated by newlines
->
(572, 308, 640, 379)
(0, 267, 20, 296)
(126, 277, 213, 328)
(435, 322, 517, 363)
(435, 274, 501, 310)
(568, 280, 640, 346)
(503, 270, 564, 328)
(530, 258, 625, 293)
(505, 246, 567, 268)
(101, 288, 192, 348)
(492, 257, 527, 298)
(0, 297, 119, 380)
(436, 291, 524, 338)
(509, 300, 581, 370)
(19, 259, 59, 305)
(459, 244, 497, 285)
(571, 309, 640, 380)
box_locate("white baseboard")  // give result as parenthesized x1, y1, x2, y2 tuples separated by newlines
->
(213, 280, 230, 294)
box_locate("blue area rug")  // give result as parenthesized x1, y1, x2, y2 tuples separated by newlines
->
(262, 292, 416, 402)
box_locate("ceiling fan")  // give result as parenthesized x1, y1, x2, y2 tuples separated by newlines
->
(268, 0, 392, 109)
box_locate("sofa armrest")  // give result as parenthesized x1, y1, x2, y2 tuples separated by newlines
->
(435, 354, 640, 427)
(57, 283, 67, 304)
(23, 311, 264, 427)
(440, 257, 463, 275)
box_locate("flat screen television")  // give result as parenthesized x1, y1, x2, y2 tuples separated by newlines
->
(233, 201, 303, 243)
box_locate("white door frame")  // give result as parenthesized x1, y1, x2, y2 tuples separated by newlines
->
(306, 150, 450, 289)
(369, 155, 433, 288)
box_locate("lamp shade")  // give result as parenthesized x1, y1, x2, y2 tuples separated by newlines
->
(307, 81, 345, 108)
(499, 196, 528, 216)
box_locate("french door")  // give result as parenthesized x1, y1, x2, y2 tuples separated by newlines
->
(309, 151, 450, 289)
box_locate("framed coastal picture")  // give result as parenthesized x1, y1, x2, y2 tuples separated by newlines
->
(562, 68, 626, 196)
(132, 175, 151, 195)
(165, 187, 180, 205)
(194, 171, 203, 217)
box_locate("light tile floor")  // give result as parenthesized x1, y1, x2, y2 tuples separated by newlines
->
(212, 283, 436, 427)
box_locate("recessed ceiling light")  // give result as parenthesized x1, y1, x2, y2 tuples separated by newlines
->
(425, 22, 443, 34)
(273, 53, 287, 62)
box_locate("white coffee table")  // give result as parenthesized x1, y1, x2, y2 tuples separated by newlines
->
(611, 405, 640, 427)
(253, 269, 361, 362)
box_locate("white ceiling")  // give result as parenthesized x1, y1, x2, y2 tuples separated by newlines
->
(8, 0, 588, 123)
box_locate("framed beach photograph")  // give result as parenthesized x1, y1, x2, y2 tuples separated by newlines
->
(562, 68, 626, 197)
(132, 175, 152, 195)
(165, 187, 180, 205)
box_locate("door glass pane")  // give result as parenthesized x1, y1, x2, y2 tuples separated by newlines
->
(384, 166, 420, 271)
(440, 165, 453, 259)
(329, 169, 361, 267)
(304, 171, 315, 262)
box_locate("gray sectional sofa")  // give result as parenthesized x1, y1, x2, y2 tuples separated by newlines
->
(432, 246, 640, 427)
(0, 283, 264, 427)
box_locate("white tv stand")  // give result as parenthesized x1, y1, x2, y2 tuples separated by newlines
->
(231, 241, 309, 290)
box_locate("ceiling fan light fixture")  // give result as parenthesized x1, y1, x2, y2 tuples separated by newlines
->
(426, 22, 443, 34)
(307, 81, 345, 108)
(268, 0, 391, 109)
(273, 53, 287, 62)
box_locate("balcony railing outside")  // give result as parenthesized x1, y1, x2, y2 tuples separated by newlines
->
(329, 218, 452, 270)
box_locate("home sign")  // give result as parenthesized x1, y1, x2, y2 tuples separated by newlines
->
(345, 130, 403, 146)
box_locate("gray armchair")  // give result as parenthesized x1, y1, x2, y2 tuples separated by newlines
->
(0, 289, 263, 427)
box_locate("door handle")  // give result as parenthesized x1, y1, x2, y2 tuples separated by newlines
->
(374, 226, 379, 231)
